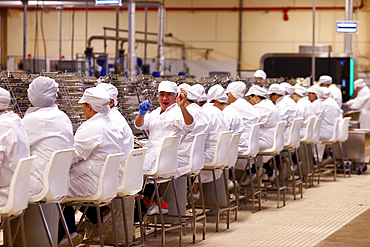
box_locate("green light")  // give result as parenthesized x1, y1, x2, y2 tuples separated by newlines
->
(350, 58, 354, 97)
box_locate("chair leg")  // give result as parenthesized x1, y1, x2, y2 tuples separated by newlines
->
(171, 177, 183, 247)
(222, 169, 231, 229)
(270, 155, 281, 208)
(20, 212, 27, 247)
(231, 166, 239, 221)
(153, 179, 166, 247)
(302, 143, 310, 189)
(294, 148, 303, 198)
(197, 174, 206, 240)
(56, 203, 73, 247)
(248, 158, 256, 212)
(254, 157, 262, 211)
(135, 195, 144, 245)
(187, 175, 196, 243)
(278, 153, 286, 207)
(288, 149, 297, 200)
(37, 202, 55, 247)
(344, 142, 351, 177)
(314, 144, 321, 184)
(332, 143, 337, 181)
(95, 205, 104, 247)
(6, 218, 13, 247)
(120, 197, 130, 247)
(211, 169, 220, 232)
(110, 203, 119, 247)
(308, 144, 315, 187)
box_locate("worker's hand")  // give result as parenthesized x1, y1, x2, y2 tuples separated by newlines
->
(176, 89, 187, 107)
(139, 100, 152, 115)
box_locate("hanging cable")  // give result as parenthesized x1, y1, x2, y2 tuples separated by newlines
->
(71, 7, 75, 60)
(41, 4, 47, 70)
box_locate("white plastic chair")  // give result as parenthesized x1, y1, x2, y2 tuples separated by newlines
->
(0, 155, 35, 247)
(283, 118, 303, 200)
(300, 116, 317, 188)
(238, 123, 261, 213)
(202, 131, 232, 232)
(337, 117, 351, 177)
(258, 121, 286, 208)
(320, 118, 340, 181)
(29, 149, 75, 247)
(116, 148, 147, 247)
(143, 136, 183, 247)
(311, 118, 323, 184)
(64, 152, 124, 247)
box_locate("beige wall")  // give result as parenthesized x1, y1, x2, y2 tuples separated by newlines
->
(5, 0, 370, 71)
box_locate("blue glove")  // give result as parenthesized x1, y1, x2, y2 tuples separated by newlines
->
(139, 100, 152, 115)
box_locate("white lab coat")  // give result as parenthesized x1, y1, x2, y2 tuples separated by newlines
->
(135, 103, 194, 177)
(312, 99, 326, 119)
(347, 86, 370, 129)
(321, 97, 341, 140)
(68, 112, 124, 197)
(275, 95, 301, 143)
(0, 111, 30, 207)
(108, 107, 134, 184)
(329, 84, 342, 108)
(200, 103, 228, 183)
(222, 105, 243, 134)
(296, 97, 316, 139)
(22, 105, 74, 196)
(176, 103, 209, 178)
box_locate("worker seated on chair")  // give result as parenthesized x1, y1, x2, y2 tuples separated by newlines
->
(22, 77, 74, 196)
(344, 79, 370, 129)
(58, 87, 125, 246)
(246, 85, 281, 181)
(208, 84, 243, 189)
(292, 85, 316, 139)
(134, 81, 194, 216)
(0, 88, 30, 208)
(280, 82, 295, 98)
(96, 83, 134, 184)
(192, 84, 207, 107)
(319, 75, 342, 109)
(307, 85, 326, 119)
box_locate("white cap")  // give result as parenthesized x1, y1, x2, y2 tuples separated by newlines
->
(178, 83, 200, 102)
(158, 81, 177, 94)
(96, 83, 118, 106)
(254, 70, 267, 80)
(354, 79, 366, 89)
(225, 81, 246, 99)
(207, 85, 228, 103)
(293, 85, 307, 97)
(280, 82, 295, 96)
(0, 87, 10, 110)
(307, 85, 323, 99)
(319, 75, 332, 85)
(78, 87, 111, 113)
(28, 76, 59, 107)
(321, 87, 332, 98)
(245, 85, 268, 98)
(268, 84, 285, 96)
(192, 84, 207, 102)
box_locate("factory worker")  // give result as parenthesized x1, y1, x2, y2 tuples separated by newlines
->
(268, 84, 300, 143)
(0, 88, 30, 208)
(135, 81, 194, 215)
(320, 87, 342, 140)
(59, 87, 124, 245)
(192, 84, 207, 107)
(345, 79, 370, 129)
(280, 82, 295, 97)
(319, 75, 342, 108)
(225, 81, 260, 171)
(22, 76, 74, 196)
(254, 70, 267, 87)
(246, 85, 281, 180)
(292, 85, 316, 138)
(96, 83, 134, 183)
(308, 85, 326, 119)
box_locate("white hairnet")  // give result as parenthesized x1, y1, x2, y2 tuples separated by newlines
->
(178, 83, 200, 102)
(96, 83, 118, 106)
(158, 81, 177, 94)
(321, 87, 332, 99)
(225, 81, 246, 99)
(192, 84, 207, 102)
(207, 85, 228, 103)
(268, 84, 285, 96)
(28, 76, 59, 107)
(254, 70, 267, 80)
(78, 87, 111, 113)
(245, 85, 268, 98)
(280, 82, 295, 96)
(293, 85, 307, 97)
(0, 87, 10, 110)
(354, 79, 366, 89)
(319, 75, 332, 85)
(307, 85, 323, 99)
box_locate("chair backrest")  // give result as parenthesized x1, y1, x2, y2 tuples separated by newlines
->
(243, 123, 260, 157)
(285, 118, 303, 149)
(301, 116, 317, 142)
(30, 149, 75, 203)
(1, 156, 35, 217)
(312, 118, 323, 144)
(329, 118, 340, 142)
(117, 148, 148, 196)
(96, 153, 124, 203)
(206, 131, 232, 168)
(153, 136, 182, 177)
(338, 117, 351, 142)
(274, 121, 286, 153)
(189, 133, 207, 174)
(227, 133, 241, 167)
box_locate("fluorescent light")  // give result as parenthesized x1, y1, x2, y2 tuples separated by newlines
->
(336, 21, 358, 33)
